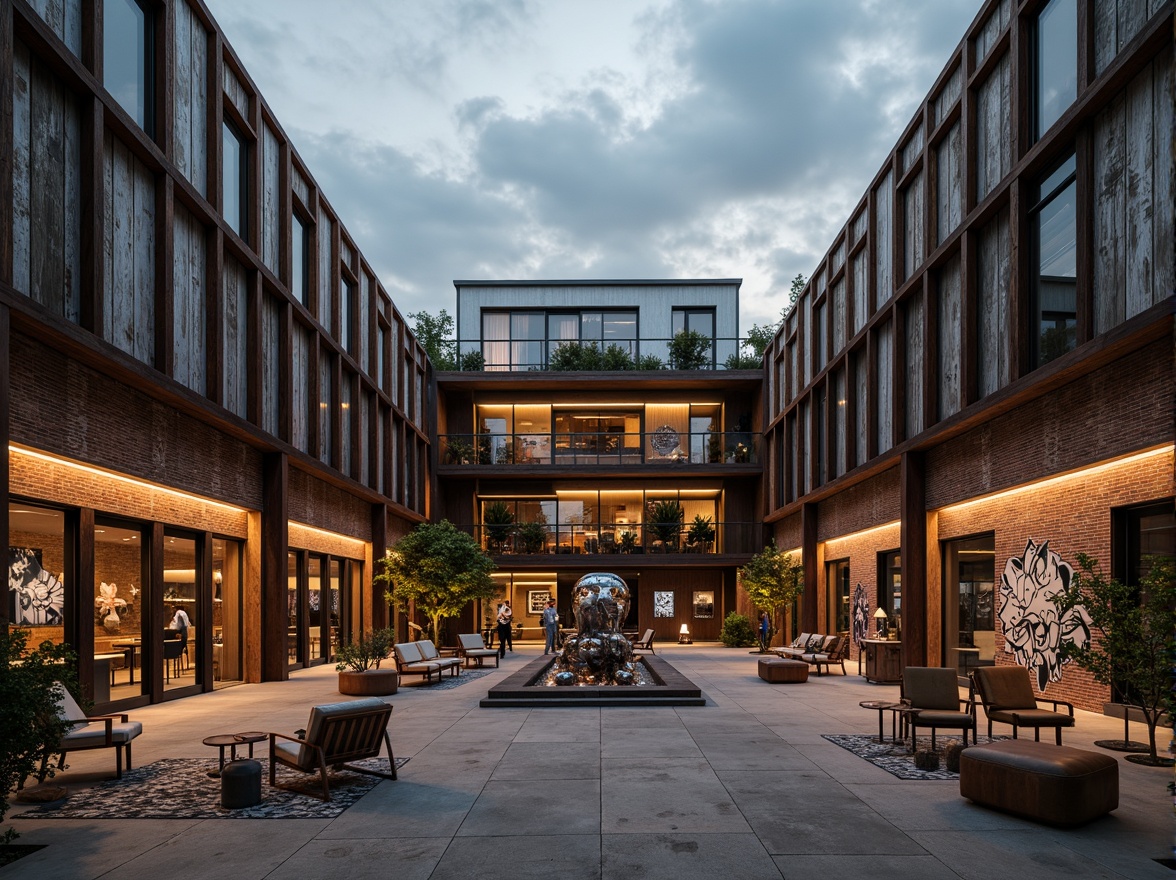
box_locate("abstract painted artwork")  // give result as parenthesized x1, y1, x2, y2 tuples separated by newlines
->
(653, 591, 675, 618)
(9, 547, 64, 626)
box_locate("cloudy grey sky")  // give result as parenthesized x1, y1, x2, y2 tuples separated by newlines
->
(204, 0, 981, 331)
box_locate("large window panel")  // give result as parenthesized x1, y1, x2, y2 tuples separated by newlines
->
(1031, 156, 1077, 368)
(104, 0, 153, 135)
(1035, 0, 1077, 140)
(222, 121, 247, 239)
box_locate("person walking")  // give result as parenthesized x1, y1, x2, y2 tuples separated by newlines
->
(542, 599, 560, 654)
(759, 610, 771, 653)
(496, 600, 513, 658)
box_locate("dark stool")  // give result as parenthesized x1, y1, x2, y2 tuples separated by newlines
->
(758, 658, 809, 683)
(220, 758, 262, 809)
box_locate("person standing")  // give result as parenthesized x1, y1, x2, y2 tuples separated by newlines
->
(759, 610, 771, 653)
(496, 600, 513, 658)
(542, 599, 560, 654)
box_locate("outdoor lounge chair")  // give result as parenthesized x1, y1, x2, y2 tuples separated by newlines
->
(801, 634, 848, 675)
(630, 629, 655, 653)
(268, 698, 396, 801)
(43, 682, 142, 781)
(971, 665, 1075, 744)
(457, 633, 500, 668)
(900, 667, 976, 751)
(414, 639, 463, 676)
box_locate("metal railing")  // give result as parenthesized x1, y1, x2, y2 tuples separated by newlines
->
(439, 431, 759, 466)
(463, 520, 760, 556)
(454, 336, 762, 371)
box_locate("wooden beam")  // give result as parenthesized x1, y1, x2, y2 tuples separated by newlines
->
(0, 303, 9, 628)
(900, 451, 927, 669)
(260, 451, 288, 682)
(801, 501, 819, 633)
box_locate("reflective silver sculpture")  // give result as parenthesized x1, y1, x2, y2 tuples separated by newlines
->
(555, 572, 636, 685)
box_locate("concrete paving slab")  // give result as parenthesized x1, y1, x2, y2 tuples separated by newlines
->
(430, 834, 601, 880)
(456, 778, 601, 836)
(907, 829, 1147, 879)
(602, 832, 782, 879)
(491, 741, 602, 780)
(601, 757, 751, 834)
(770, 853, 960, 879)
(261, 837, 449, 880)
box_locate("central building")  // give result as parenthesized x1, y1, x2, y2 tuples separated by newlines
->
(434, 280, 765, 643)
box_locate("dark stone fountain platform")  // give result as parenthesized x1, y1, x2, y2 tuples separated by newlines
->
(480, 654, 706, 708)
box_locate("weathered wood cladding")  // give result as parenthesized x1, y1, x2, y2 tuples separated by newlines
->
(172, 0, 208, 196)
(5, 0, 430, 522)
(1092, 44, 1173, 334)
(102, 130, 156, 364)
(290, 318, 310, 452)
(766, 1, 1172, 515)
(12, 39, 81, 320)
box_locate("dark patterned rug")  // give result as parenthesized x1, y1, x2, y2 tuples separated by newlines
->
(823, 733, 1009, 780)
(15, 756, 407, 820)
(401, 668, 494, 690)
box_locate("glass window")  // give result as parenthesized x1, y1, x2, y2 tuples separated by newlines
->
(1035, 0, 1077, 140)
(95, 521, 146, 700)
(292, 215, 309, 306)
(1031, 155, 1077, 367)
(482, 312, 510, 371)
(341, 280, 355, 352)
(104, 0, 152, 134)
(943, 536, 995, 673)
(9, 504, 68, 669)
(307, 555, 324, 663)
(672, 308, 715, 367)
(222, 121, 247, 238)
(510, 312, 544, 370)
(826, 559, 850, 635)
(162, 533, 197, 692)
(212, 538, 243, 685)
(880, 550, 901, 637)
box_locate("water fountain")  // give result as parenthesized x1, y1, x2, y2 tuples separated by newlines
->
(480, 572, 704, 707)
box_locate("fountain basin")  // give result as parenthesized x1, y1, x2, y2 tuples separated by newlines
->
(480, 654, 705, 708)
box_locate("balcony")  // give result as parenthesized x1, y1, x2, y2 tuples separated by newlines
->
(439, 431, 760, 467)
(456, 336, 761, 372)
(465, 520, 760, 557)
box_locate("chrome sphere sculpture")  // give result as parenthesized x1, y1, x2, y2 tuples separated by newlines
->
(556, 572, 636, 685)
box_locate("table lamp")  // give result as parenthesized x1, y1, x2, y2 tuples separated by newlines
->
(873, 607, 888, 638)
(678, 623, 692, 645)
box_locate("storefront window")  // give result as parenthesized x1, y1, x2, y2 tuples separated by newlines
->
(9, 502, 68, 651)
(943, 536, 995, 673)
(162, 533, 197, 692)
(95, 521, 146, 700)
(307, 555, 324, 662)
(826, 559, 850, 634)
(287, 551, 300, 668)
(880, 550, 901, 637)
(212, 538, 243, 685)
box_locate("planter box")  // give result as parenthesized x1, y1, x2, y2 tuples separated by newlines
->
(338, 668, 399, 696)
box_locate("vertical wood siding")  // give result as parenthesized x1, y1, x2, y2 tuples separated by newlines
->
(937, 255, 962, 421)
(976, 210, 1011, 398)
(875, 321, 893, 453)
(260, 295, 281, 438)
(223, 62, 249, 119)
(172, 203, 207, 395)
(936, 121, 963, 245)
(103, 131, 156, 364)
(833, 368, 846, 478)
(12, 41, 81, 321)
(1093, 47, 1173, 333)
(26, 0, 81, 56)
(832, 277, 846, 353)
(874, 170, 893, 305)
(975, 53, 1011, 201)
(172, 0, 208, 196)
(261, 122, 280, 273)
(317, 208, 333, 329)
(291, 165, 309, 206)
(340, 376, 353, 477)
(904, 293, 924, 440)
(221, 255, 248, 418)
(1094, 0, 1163, 76)
(319, 350, 333, 465)
(933, 64, 962, 128)
(973, 0, 1010, 64)
(852, 250, 869, 335)
(903, 172, 925, 281)
(852, 349, 868, 466)
(290, 321, 310, 451)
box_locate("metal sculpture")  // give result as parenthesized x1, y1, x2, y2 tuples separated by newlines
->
(554, 572, 637, 685)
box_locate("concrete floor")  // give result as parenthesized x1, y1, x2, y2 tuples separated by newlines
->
(5, 645, 1172, 880)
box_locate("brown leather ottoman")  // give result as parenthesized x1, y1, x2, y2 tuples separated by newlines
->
(758, 658, 809, 683)
(959, 739, 1118, 827)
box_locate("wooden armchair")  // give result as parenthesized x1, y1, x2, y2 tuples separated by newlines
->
(41, 682, 142, 781)
(900, 667, 976, 751)
(630, 629, 655, 653)
(457, 633, 500, 668)
(269, 698, 396, 801)
(971, 665, 1075, 744)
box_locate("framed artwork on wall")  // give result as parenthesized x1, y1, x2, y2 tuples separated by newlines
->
(693, 591, 714, 619)
(654, 591, 675, 617)
(527, 590, 552, 615)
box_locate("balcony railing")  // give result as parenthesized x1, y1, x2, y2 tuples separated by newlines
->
(440, 431, 759, 466)
(455, 336, 762, 371)
(464, 521, 760, 556)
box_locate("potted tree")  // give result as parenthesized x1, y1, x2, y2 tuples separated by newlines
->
(646, 500, 684, 552)
(685, 514, 716, 553)
(378, 520, 498, 651)
(335, 628, 398, 696)
(1052, 554, 1176, 766)
(739, 541, 805, 653)
(482, 501, 515, 554)
(516, 520, 548, 554)
(667, 329, 711, 370)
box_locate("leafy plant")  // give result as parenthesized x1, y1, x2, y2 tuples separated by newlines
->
(1051, 554, 1176, 764)
(707, 433, 724, 463)
(516, 521, 548, 554)
(685, 514, 715, 552)
(646, 500, 684, 550)
(444, 437, 474, 465)
(601, 344, 635, 370)
(724, 351, 762, 369)
(482, 501, 515, 552)
(636, 353, 665, 370)
(740, 541, 804, 652)
(720, 612, 758, 647)
(408, 309, 456, 370)
(1, 630, 79, 843)
(378, 520, 498, 646)
(549, 341, 603, 371)
(458, 349, 485, 372)
(617, 530, 638, 554)
(334, 628, 396, 672)
(667, 329, 712, 370)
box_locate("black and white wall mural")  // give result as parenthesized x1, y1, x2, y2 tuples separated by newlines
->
(9, 547, 65, 626)
(997, 538, 1092, 690)
(851, 583, 870, 647)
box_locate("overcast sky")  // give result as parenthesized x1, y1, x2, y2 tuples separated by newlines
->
(204, 0, 982, 332)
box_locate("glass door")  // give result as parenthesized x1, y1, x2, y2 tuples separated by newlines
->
(287, 551, 301, 669)
(943, 536, 995, 673)
(307, 555, 325, 663)
(161, 531, 199, 692)
(212, 538, 243, 686)
(95, 519, 147, 701)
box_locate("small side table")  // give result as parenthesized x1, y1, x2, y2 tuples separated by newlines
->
(203, 731, 268, 778)
(859, 700, 909, 744)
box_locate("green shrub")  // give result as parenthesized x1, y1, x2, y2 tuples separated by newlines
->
(668, 329, 712, 370)
(334, 628, 396, 672)
(458, 350, 485, 371)
(636, 353, 665, 370)
(602, 344, 635, 370)
(548, 341, 604, 371)
(720, 612, 758, 647)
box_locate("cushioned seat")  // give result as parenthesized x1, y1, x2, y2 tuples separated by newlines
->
(959, 739, 1118, 826)
(393, 642, 444, 683)
(901, 667, 975, 750)
(971, 665, 1075, 744)
(758, 658, 809, 683)
(457, 633, 500, 668)
(52, 682, 142, 780)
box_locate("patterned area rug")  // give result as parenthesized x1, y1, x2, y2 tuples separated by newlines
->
(16, 756, 407, 820)
(823, 733, 1008, 780)
(402, 668, 494, 690)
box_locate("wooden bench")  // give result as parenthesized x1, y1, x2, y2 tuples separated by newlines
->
(959, 739, 1118, 827)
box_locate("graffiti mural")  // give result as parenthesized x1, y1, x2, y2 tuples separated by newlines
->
(997, 539, 1092, 690)
(851, 583, 870, 647)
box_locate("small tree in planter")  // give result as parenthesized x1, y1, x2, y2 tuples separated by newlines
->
(1051, 554, 1176, 766)
(482, 501, 515, 554)
(516, 521, 548, 555)
(378, 520, 498, 649)
(335, 628, 398, 696)
(685, 515, 716, 553)
(1, 629, 79, 845)
(646, 500, 684, 552)
(740, 541, 804, 653)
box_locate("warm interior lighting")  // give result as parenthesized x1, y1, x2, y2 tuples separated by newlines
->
(822, 520, 901, 548)
(288, 521, 367, 553)
(678, 623, 692, 644)
(10, 445, 247, 514)
(941, 446, 1172, 514)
